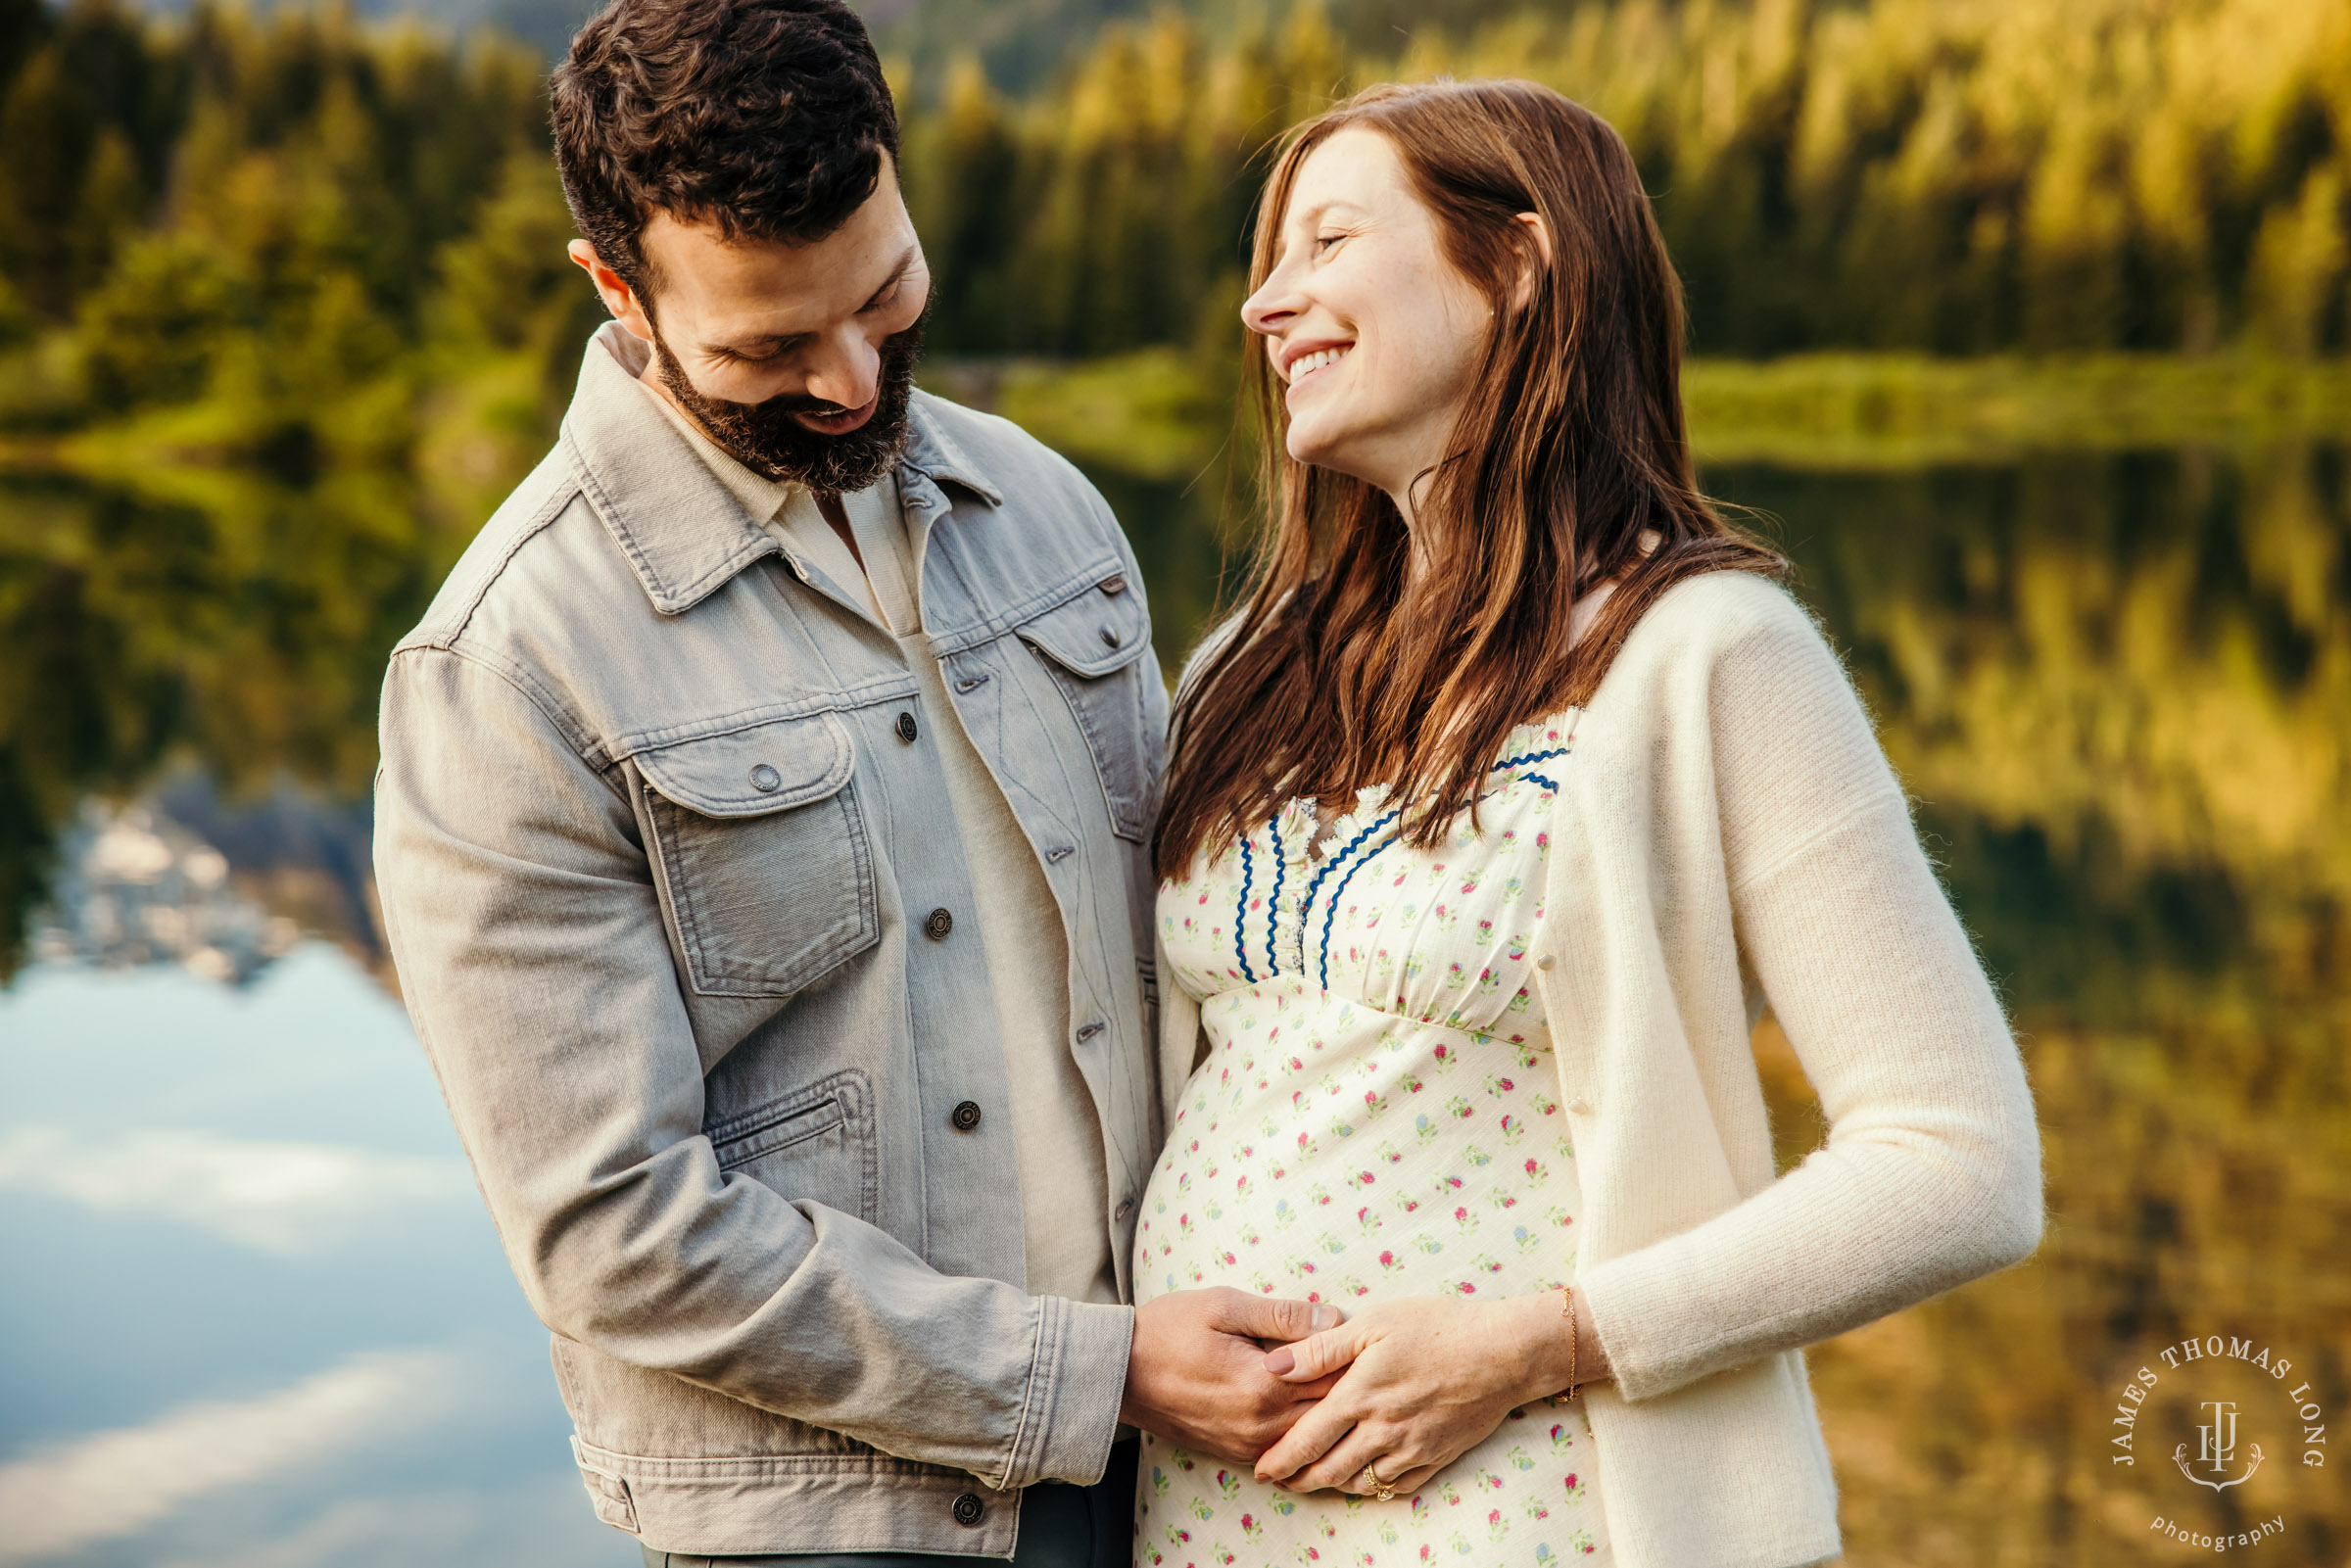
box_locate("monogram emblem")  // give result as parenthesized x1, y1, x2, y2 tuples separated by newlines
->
(2174, 1400, 2264, 1492)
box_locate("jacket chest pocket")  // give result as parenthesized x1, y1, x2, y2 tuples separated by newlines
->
(1016, 576, 1158, 842)
(636, 712, 881, 998)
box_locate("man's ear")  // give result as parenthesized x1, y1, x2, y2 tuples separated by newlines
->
(568, 239, 654, 343)
(1508, 212, 1553, 313)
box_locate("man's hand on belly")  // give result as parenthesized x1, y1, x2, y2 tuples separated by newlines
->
(1120, 1288, 1344, 1464)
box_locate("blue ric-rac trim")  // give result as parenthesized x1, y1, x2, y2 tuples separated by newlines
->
(1264, 812, 1285, 977)
(1296, 807, 1390, 939)
(1307, 808, 1391, 991)
(1492, 745, 1570, 774)
(1233, 833, 1257, 982)
(1318, 820, 1401, 989)
(1289, 735, 1574, 991)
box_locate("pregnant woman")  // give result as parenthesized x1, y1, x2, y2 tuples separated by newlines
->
(1132, 79, 2045, 1568)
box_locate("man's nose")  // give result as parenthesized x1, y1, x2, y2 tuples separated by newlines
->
(804, 331, 882, 411)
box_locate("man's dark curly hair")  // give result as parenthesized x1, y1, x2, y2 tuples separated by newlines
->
(550, 0, 898, 308)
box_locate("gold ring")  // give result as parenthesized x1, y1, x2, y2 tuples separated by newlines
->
(1359, 1462, 1398, 1501)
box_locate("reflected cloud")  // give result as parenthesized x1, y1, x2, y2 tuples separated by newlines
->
(0, 1348, 461, 1565)
(148, 1475, 616, 1568)
(0, 1126, 473, 1255)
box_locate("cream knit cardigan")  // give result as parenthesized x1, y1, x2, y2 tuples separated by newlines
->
(1152, 570, 2046, 1568)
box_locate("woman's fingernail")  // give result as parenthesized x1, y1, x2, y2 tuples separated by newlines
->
(1312, 1305, 1341, 1330)
(1265, 1347, 1296, 1375)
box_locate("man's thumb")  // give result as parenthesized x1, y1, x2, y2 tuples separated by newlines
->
(1211, 1290, 1341, 1346)
(1264, 1322, 1366, 1382)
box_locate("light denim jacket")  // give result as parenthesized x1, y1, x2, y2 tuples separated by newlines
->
(372, 325, 1167, 1557)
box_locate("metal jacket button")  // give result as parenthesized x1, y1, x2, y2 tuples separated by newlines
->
(950, 1101, 983, 1132)
(1098, 575, 1127, 595)
(951, 1491, 985, 1526)
(895, 711, 919, 743)
(1114, 1195, 1134, 1221)
(1099, 625, 1122, 648)
(925, 907, 953, 940)
(748, 764, 782, 792)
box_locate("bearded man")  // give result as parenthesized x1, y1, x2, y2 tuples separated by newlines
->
(368, 1, 1338, 1562)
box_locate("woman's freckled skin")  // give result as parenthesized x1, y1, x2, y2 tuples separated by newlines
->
(1241, 125, 1497, 522)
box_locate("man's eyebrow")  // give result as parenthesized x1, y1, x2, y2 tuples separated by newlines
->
(702, 328, 814, 356)
(697, 244, 921, 356)
(859, 243, 920, 309)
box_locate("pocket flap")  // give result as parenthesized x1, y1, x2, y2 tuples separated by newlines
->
(636, 712, 855, 818)
(1016, 572, 1151, 680)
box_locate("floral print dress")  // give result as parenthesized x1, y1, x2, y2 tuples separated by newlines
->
(1133, 712, 1609, 1568)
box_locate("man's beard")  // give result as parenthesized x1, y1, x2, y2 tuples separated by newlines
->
(649, 302, 927, 494)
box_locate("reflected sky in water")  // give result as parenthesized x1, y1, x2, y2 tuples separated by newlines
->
(0, 947, 632, 1566)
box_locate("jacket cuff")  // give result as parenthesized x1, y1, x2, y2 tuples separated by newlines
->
(1000, 1298, 1135, 1490)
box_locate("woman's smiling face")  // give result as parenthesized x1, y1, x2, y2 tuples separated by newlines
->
(1242, 124, 1497, 510)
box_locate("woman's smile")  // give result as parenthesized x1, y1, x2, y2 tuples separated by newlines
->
(1281, 340, 1356, 387)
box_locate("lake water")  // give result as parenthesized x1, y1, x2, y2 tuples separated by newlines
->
(1, 420, 2343, 1565)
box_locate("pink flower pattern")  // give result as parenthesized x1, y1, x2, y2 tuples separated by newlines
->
(1135, 718, 1607, 1566)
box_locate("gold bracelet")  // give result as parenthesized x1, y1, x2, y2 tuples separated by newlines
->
(1560, 1283, 1578, 1397)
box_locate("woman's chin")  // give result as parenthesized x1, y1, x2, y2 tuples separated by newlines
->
(1284, 425, 1376, 485)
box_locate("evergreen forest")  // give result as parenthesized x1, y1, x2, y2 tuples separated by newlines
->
(5, 0, 2351, 479)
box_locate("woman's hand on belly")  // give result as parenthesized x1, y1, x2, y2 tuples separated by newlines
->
(1121, 1287, 1349, 1466)
(1248, 1290, 1608, 1496)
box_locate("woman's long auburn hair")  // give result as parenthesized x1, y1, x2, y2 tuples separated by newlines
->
(1152, 77, 1787, 880)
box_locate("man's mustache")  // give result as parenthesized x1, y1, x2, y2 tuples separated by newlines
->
(714, 388, 870, 419)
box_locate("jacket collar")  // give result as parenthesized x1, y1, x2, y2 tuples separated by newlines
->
(559, 322, 1004, 617)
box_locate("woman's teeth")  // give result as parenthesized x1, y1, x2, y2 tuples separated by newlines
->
(1290, 345, 1352, 382)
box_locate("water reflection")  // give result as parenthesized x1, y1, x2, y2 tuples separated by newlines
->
(0, 431, 2344, 1564)
(0, 947, 628, 1567)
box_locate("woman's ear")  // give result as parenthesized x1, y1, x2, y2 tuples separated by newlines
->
(1509, 211, 1554, 313)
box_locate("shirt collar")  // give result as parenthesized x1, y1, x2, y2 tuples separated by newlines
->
(559, 321, 1003, 617)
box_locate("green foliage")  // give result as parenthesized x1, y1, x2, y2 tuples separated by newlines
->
(8, 0, 2351, 468)
(74, 235, 247, 411)
(893, 0, 2351, 359)
(0, 0, 553, 458)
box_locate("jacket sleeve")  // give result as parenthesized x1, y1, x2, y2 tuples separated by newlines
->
(372, 644, 1131, 1489)
(1573, 587, 2046, 1402)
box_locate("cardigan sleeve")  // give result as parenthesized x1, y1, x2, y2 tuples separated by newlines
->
(1574, 588, 2047, 1402)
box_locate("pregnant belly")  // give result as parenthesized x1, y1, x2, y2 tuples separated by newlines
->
(1134, 1000, 1585, 1310)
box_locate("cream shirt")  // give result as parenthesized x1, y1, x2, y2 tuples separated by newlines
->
(637, 380, 1119, 1307)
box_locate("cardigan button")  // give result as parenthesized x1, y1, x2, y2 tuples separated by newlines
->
(1535, 954, 1556, 972)
(1566, 1095, 1590, 1115)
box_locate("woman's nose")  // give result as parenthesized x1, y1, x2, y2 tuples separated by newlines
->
(1242, 267, 1304, 338)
